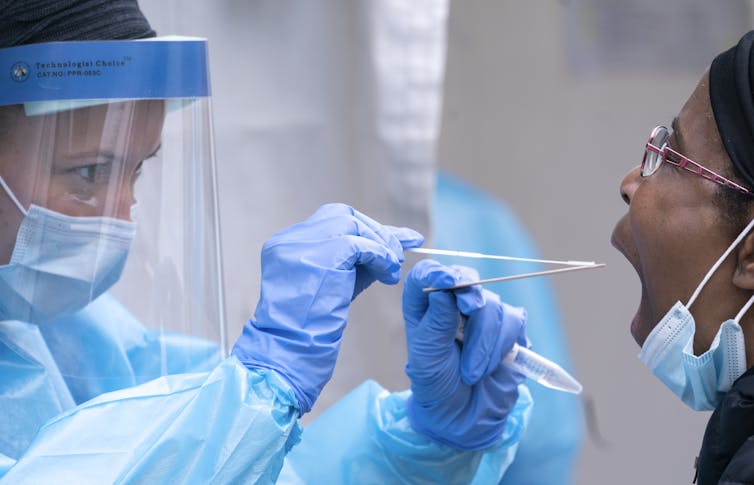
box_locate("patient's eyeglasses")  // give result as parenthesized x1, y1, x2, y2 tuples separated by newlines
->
(641, 125, 752, 196)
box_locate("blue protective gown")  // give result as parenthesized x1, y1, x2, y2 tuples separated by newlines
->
(434, 171, 584, 485)
(0, 291, 531, 484)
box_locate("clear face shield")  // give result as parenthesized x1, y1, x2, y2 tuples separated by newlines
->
(0, 38, 226, 400)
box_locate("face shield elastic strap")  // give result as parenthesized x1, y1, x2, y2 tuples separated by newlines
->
(687, 215, 754, 323)
(0, 175, 28, 216)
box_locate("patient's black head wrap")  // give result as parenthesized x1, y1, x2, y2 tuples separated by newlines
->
(710, 31, 754, 190)
(0, 0, 155, 47)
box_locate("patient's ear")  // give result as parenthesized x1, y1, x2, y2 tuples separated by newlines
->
(734, 232, 754, 290)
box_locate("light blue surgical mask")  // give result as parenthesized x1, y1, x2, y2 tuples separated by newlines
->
(639, 217, 754, 411)
(0, 176, 136, 323)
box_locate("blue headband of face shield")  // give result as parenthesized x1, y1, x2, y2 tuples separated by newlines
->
(0, 36, 211, 109)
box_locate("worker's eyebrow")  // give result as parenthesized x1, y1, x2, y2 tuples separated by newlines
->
(53, 150, 119, 170)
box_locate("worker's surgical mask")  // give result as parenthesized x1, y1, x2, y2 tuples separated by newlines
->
(0, 176, 135, 323)
(639, 218, 754, 411)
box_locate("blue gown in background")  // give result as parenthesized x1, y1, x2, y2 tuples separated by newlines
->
(433, 171, 584, 485)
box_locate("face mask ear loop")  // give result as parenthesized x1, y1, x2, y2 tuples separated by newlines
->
(734, 293, 754, 323)
(688, 216, 754, 308)
(0, 175, 28, 216)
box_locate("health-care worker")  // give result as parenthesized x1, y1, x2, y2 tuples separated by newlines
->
(612, 30, 754, 484)
(0, 2, 531, 483)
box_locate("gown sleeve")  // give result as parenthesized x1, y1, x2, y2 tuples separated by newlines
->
(1, 361, 530, 485)
(280, 380, 532, 485)
(0, 357, 303, 484)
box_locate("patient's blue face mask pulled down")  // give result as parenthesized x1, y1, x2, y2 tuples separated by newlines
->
(639, 217, 754, 411)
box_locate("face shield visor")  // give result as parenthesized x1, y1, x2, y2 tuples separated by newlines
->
(0, 38, 226, 399)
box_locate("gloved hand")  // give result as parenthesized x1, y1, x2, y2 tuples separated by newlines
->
(403, 259, 527, 450)
(232, 203, 424, 414)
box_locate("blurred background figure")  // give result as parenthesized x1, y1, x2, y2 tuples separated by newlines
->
(433, 171, 583, 484)
(141, 1, 753, 483)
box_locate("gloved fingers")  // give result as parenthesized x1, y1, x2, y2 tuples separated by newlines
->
(305, 202, 356, 222)
(423, 290, 466, 335)
(448, 265, 485, 315)
(460, 292, 527, 385)
(262, 203, 362, 239)
(347, 207, 418, 261)
(302, 203, 410, 260)
(267, 206, 384, 245)
(405, 265, 483, 353)
(404, 289, 463, 390)
(350, 229, 421, 297)
(487, 360, 526, 402)
(309, 209, 415, 268)
(262, 203, 356, 245)
(266, 213, 405, 273)
(346, 239, 404, 299)
(342, 234, 403, 284)
(266, 204, 424, 265)
(402, 259, 459, 324)
(348, 219, 405, 269)
(383, 225, 425, 252)
(402, 260, 486, 328)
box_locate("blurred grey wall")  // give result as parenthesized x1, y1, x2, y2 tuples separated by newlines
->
(438, 1, 753, 483)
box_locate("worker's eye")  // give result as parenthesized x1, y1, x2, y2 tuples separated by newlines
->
(68, 162, 113, 185)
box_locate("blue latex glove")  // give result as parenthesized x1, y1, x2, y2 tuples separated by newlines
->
(232, 203, 424, 414)
(403, 259, 527, 450)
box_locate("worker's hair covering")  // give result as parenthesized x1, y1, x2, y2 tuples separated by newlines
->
(710, 30, 754, 190)
(0, 0, 155, 47)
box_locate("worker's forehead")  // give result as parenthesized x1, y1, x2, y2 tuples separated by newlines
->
(0, 101, 165, 169)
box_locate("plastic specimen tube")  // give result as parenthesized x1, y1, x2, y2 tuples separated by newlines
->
(503, 343, 583, 394)
(456, 327, 582, 394)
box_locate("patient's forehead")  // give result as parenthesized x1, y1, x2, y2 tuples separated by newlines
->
(674, 70, 729, 170)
